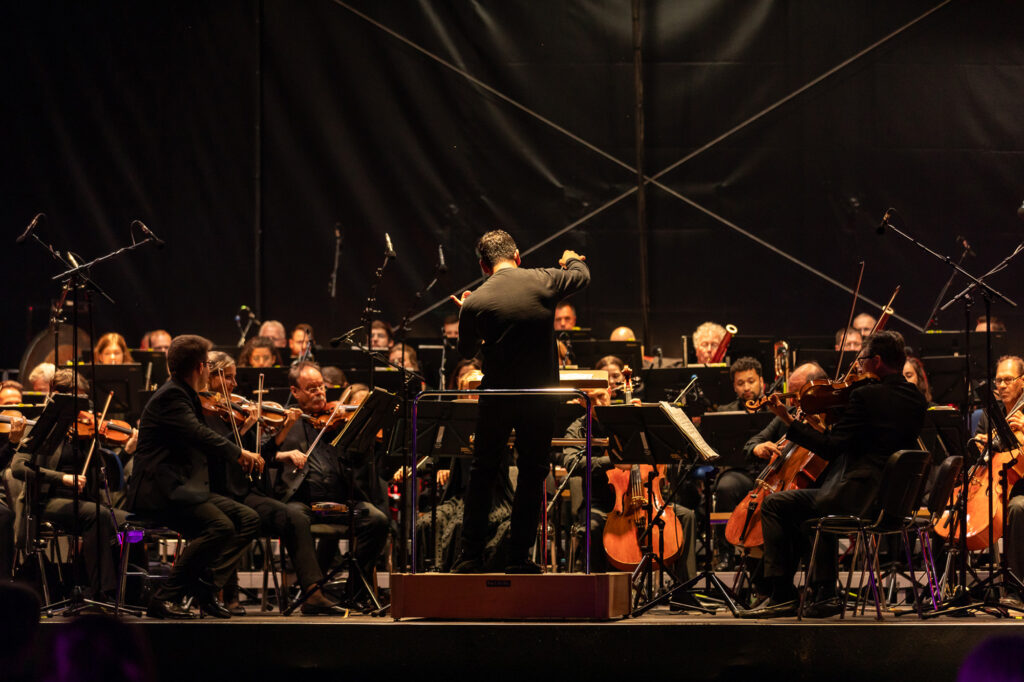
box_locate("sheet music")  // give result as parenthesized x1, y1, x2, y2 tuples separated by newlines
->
(659, 401, 720, 463)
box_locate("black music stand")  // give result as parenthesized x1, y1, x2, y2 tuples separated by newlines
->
(79, 364, 146, 421)
(284, 389, 400, 617)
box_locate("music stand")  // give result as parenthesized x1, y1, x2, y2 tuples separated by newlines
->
(698, 412, 775, 470)
(80, 364, 145, 421)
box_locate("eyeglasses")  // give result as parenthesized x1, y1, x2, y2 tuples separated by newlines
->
(300, 383, 326, 394)
(994, 376, 1022, 386)
(855, 354, 878, 364)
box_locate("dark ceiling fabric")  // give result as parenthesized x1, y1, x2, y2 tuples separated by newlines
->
(2, 1, 1023, 368)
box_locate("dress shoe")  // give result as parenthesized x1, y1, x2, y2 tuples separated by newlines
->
(737, 598, 798, 619)
(301, 591, 350, 617)
(451, 553, 485, 574)
(193, 592, 232, 619)
(801, 598, 845, 619)
(505, 558, 543, 574)
(146, 599, 197, 620)
(224, 600, 247, 617)
(341, 593, 379, 614)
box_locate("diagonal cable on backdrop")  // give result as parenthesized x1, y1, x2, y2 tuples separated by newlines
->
(333, 0, 952, 330)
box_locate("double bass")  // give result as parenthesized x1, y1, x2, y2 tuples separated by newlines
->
(601, 366, 685, 570)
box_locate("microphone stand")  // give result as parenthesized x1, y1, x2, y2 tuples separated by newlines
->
(880, 213, 1019, 617)
(391, 257, 447, 571)
(923, 240, 973, 331)
(328, 223, 344, 336)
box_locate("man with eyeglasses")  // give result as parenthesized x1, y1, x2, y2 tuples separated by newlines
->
(267, 360, 389, 610)
(741, 330, 927, 618)
(975, 355, 1024, 601)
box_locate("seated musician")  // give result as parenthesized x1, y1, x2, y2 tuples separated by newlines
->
(974, 355, 1024, 603)
(10, 369, 129, 601)
(442, 313, 459, 341)
(746, 332, 927, 618)
(554, 300, 577, 331)
(267, 361, 389, 610)
(289, 323, 316, 363)
(852, 313, 877, 340)
(239, 336, 281, 368)
(140, 329, 172, 353)
(692, 322, 726, 364)
(388, 343, 420, 372)
(258, 320, 288, 350)
(321, 366, 348, 388)
(976, 315, 1007, 333)
(560, 389, 697, 580)
(902, 355, 933, 405)
(712, 357, 768, 567)
(594, 355, 628, 403)
(128, 335, 262, 620)
(201, 351, 347, 616)
(94, 332, 133, 364)
(447, 358, 482, 391)
(0, 381, 23, 406)
(28, 363, 55, 393)
(834, 327, 862, 352)
(370, 320, 394, 351)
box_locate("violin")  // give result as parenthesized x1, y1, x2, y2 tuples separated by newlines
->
(745, 370, 880, 420)
(301, 401, 357, 432)
(199, 391, 249, 427)
(75, 410, 134, 445)
(0, 409, 35, 435)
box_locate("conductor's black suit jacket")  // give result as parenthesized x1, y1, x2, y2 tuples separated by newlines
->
(127, 378, 241, 512)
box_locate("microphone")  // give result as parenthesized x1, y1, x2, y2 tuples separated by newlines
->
(132, 220, 165, 248)
(235, 305, 257, 325)
(66, 252, 81, 269)
(437, 245, 448, 273)
(876, 209, 893, 235)
(672, 374, 700, 405)
(16, 213, 45, 244)
(654, 346, 663, 369)
(1017, 200, 1024, 221)
(956, 235, 976, 257)
(330, 325, 365, 347)
(385, 233, 396, 258)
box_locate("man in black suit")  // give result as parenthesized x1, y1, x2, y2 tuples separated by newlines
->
(128, 335, 262, 619)
(450, 229, 590, 573)
(747, 331, 927, 617)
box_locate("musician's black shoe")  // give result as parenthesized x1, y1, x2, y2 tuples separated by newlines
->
(194, 592, 232, 619)
(737, 597, 798, 619)
(224, 600, 247, 617)
(146, 599, 197, 620)
(451, 553, 485, 574)
(300, 591, 350, 617)
(801, 598, 845, 619)
(504, 558, 543, 574)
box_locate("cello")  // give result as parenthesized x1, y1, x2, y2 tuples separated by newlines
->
(602, 366, 686, 570)
(725, 273, 896, 549)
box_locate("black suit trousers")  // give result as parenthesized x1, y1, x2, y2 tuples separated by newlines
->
(43, 497, 128, 597)
(152, 493, 260, 601)
(760, 488, 837, 585)
(244, 493, 323, 590)
(462, 396, 555, 561)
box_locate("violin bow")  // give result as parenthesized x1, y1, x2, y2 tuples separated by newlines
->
(834, 261, 865, 382)
(80, 391, 114, 477)
(841, 285, 901, 382)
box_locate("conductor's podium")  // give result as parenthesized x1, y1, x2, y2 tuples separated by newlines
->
(390, 572, 631, 621)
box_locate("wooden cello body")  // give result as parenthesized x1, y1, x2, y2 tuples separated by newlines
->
(935, 448, 1024, 550)
(725, 436, 828, 549)
(602, 464, 684, 570)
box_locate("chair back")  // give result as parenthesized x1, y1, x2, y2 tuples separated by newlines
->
(872, 449, 931, 528)
(926, 455, 964, 517)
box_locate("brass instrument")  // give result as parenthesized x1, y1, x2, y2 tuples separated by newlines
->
(773, 340, 790, 392)
(710, 324, 738, 364)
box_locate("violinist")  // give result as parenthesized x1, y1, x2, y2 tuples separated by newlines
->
(9, 369, 129, 600)
(28, 362, 55, 393)
(0, 381, 23, 406)
(266, 361, 389, 610)
(128, 335, 263, 620)
(902, 355, 933, 404)
(202, 352, 347, 616)
(238, 336, 281, 368)
(560, 388, 696, 579)
(746, 331, 927, 618)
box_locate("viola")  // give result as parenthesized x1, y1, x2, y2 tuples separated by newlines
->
(603, 464, 685, 571)
(75, 410, 134, 445)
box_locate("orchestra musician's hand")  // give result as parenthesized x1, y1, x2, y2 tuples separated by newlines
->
(274, 408, 303, 445)
(277, 449, 308, 470)
(559, 250, 585, 269)
(239, 448, 262, 474)
(124, 427, 139, 455)
(764, 394, 793, 426)
(753, 441, 782, 460)
(450, 290, 472, 308)
(8, 414, 26, 444)
(62, 474, 87, 492)
(437, 469, 451, 487)
(240, 406, 259, 435)
(1008, 412, 1024, 434)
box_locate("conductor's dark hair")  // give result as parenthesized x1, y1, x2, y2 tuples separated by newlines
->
(863, 330, 906, 370)
(475, 230, 518, 268)
(730, 356, 763, 381)
(167, 335, 212, 380)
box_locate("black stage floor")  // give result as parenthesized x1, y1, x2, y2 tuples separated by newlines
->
(35, 606, 1024, 682)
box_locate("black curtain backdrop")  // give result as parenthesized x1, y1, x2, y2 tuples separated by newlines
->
(2, 1, 1023, 369)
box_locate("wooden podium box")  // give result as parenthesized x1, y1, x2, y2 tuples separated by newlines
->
(389, 572, 631, 621)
